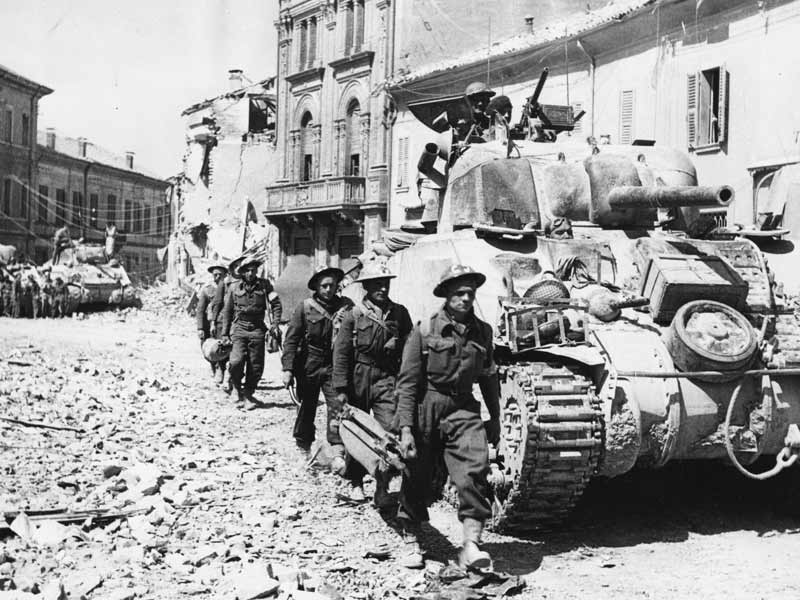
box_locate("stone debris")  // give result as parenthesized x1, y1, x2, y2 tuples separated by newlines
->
(0, 286, 524, 599)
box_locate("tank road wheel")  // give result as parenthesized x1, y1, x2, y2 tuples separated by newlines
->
(490, 364, 604, 533)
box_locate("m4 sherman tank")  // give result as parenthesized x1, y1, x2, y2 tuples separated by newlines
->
(385, 79, 800, 532)
(50, 242, 139, 311)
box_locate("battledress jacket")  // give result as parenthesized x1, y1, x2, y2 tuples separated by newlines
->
(394, 307, 500, 431)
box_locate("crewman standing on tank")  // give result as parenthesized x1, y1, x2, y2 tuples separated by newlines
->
(197, 263, 229, 384)
(393, 264, 501, 571)
(282, 266, 352, 462)
(332, 262, 413, 503)
(464, 81, 496, 139)
(221, 258, 282, 410)
(52, 225, 72, 264)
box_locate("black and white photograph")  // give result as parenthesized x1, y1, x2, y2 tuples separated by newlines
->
(1, 1, 800, 598)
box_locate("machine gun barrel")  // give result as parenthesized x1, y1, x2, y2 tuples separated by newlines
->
(607, 185, 734, 210)
(530, 67, 549, 107)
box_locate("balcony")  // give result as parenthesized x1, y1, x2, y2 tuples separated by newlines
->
(265, 176, 367, 215)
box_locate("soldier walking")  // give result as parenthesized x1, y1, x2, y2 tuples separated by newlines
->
(221, 258, 282, 409)
(11, 273, 22, 318)
(282, 266, 352, 462)
(26, 274, 40, 319)
(197, 263, 228, 384)
(40, 273, 53, 318)
(394, 265, 501, 571)
(52, 277, 67, 318)
(332, 263, 413, 503)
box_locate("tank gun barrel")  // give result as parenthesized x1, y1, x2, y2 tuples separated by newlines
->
(607, 185, 734, 210)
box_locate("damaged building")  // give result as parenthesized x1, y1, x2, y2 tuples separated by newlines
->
(169, 71, 278, 284)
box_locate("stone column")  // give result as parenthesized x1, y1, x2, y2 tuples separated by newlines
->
(359, 114, 371, 171)
(288, 130, 299, 182)
(332, 120, 344, 177)
(312, 124, 323, 180)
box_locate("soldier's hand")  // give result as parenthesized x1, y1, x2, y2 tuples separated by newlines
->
(282, 370, 294, 389)
(336, 392, 349, 407)
(210, 323, 217, 336)
(221, 335, 231, 346)
(198, 330, 206, 341)
(485, 418, 501, 446)
(399, 427, 417, 460)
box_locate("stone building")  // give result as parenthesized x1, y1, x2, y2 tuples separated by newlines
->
(0, 65, 52, 257)
(36, 129, 171, 281)
(267, 0, 395, 293)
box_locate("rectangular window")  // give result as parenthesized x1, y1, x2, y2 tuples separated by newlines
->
(308, 18, 317, 67)
(303, 154, 313, 182)
(21, 114, 29, 146)
(134, 203, 142, 233)
(349, 153, 360, 177)
(298, 21, 307, 70)
(89, 193, 99, 228)
(3, 110, 11, 143)
(293, 236, 313, 256)
(156, 206, 163, 234)
(107, 194, 117, 226)
(125, 200, 132, 231)
(56, 189, 66, 225)
(344, 1, 354, 55)
(397, 136, 409, 188)
(143, 207, 151, 234)
(619, 90, 634, 145)
(3, 179, 10, 215)
(353, 0, 365, 52)
(16, 182, 25, 219)
(337, 234, 362, 261)
(687, 66, 729, 150)
(72, 191, 83, 226)
(35, 246, 48, 265)
(38, 186, 49, 223)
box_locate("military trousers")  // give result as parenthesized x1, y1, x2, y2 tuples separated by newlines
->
(293, 351, 343, 448)
(345, 363, 398, 484)
(398, 392, 492, 524)
(228, 328, 265, 395)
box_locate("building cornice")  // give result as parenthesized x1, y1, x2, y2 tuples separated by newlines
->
(38, 146, 169, 189)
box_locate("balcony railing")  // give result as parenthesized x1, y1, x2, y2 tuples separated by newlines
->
(265, 176, 367, 214)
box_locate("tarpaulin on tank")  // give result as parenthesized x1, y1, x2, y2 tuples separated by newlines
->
(448, 159, 539, 229)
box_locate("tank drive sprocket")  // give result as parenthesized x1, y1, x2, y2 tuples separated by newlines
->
(491, 363, 603, 532)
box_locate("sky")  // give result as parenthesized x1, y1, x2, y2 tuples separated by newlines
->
(0, 0, 278, 179)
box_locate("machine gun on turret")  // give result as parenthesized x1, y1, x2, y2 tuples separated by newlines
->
(511, 68, 585, 142)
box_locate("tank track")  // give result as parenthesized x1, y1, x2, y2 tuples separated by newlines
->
(491, 363, 604, 533)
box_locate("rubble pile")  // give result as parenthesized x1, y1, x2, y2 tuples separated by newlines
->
(0, 292, 525, 600)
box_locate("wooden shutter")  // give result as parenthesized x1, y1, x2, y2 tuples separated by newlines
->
(619, 90, 634, 144)
(572, 102, 583, 134)
(686, 73, 697, 149)
(398, 136, 409, 187)
(717, 66, 729, 144)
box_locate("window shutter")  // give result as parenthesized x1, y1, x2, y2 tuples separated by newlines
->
(619, 90, 634, 145)
(572, 102, 583, 134)
(398, 137, 409, 187)
(717, 66, 729, 144)
(686, 72, 697, 149)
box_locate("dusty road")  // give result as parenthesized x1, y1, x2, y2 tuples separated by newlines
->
(1, 293, 800, 599)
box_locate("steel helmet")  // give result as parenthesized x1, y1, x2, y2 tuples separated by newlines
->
(202, 338, 231, 363)
(464, 81, 496, 99)
(355, 262, 396, 284)
(307, 265, 345, 290)
(433, 264, 487, 298)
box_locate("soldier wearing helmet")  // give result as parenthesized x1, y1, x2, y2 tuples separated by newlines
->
(221, 258, 282, 409)
(332, 262, 413, 503)
(463, 81, 496, 139)
(393, 264, 500, 571)
(197, 262, 230, 385)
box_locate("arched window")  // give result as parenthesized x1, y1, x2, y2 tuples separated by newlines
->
(345, 100, 360, 176)
(300, 112, 314, 181)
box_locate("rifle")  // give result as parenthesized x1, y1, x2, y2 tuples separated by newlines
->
(512, 67, 549, 140)
(338, 405, 408, 476)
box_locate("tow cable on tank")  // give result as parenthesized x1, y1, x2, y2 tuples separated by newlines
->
(723, 374, 800, 480)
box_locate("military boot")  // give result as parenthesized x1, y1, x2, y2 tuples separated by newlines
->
(372, 472, 395, 509)
(243, 392, 257, 411)
(458, 518, 492, 571)
(329, 444, 347, 477)
(398, 521, 424, 569)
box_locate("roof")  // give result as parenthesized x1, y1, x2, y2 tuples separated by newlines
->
(182, 77, 276, 116)
(37, 129, 167, 184)
(391, 0, 658, 86)
(0, 63, 53, 95)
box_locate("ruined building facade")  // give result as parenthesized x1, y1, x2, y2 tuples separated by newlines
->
(170, 73, 277, 284)
(267, 0, 395, 292)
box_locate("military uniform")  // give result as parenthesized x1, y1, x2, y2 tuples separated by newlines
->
(11, 275, 22, 318)
(221, 265, 281, 401)
(196, 280, 222, 376)
(282, 267, 351, 449)
(332, 289, 412, 489)
(0, 278, 10, 316)
(394, 264, 500, 571)
(52, 278, 67, 318)
(26, 277, 40, 319)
